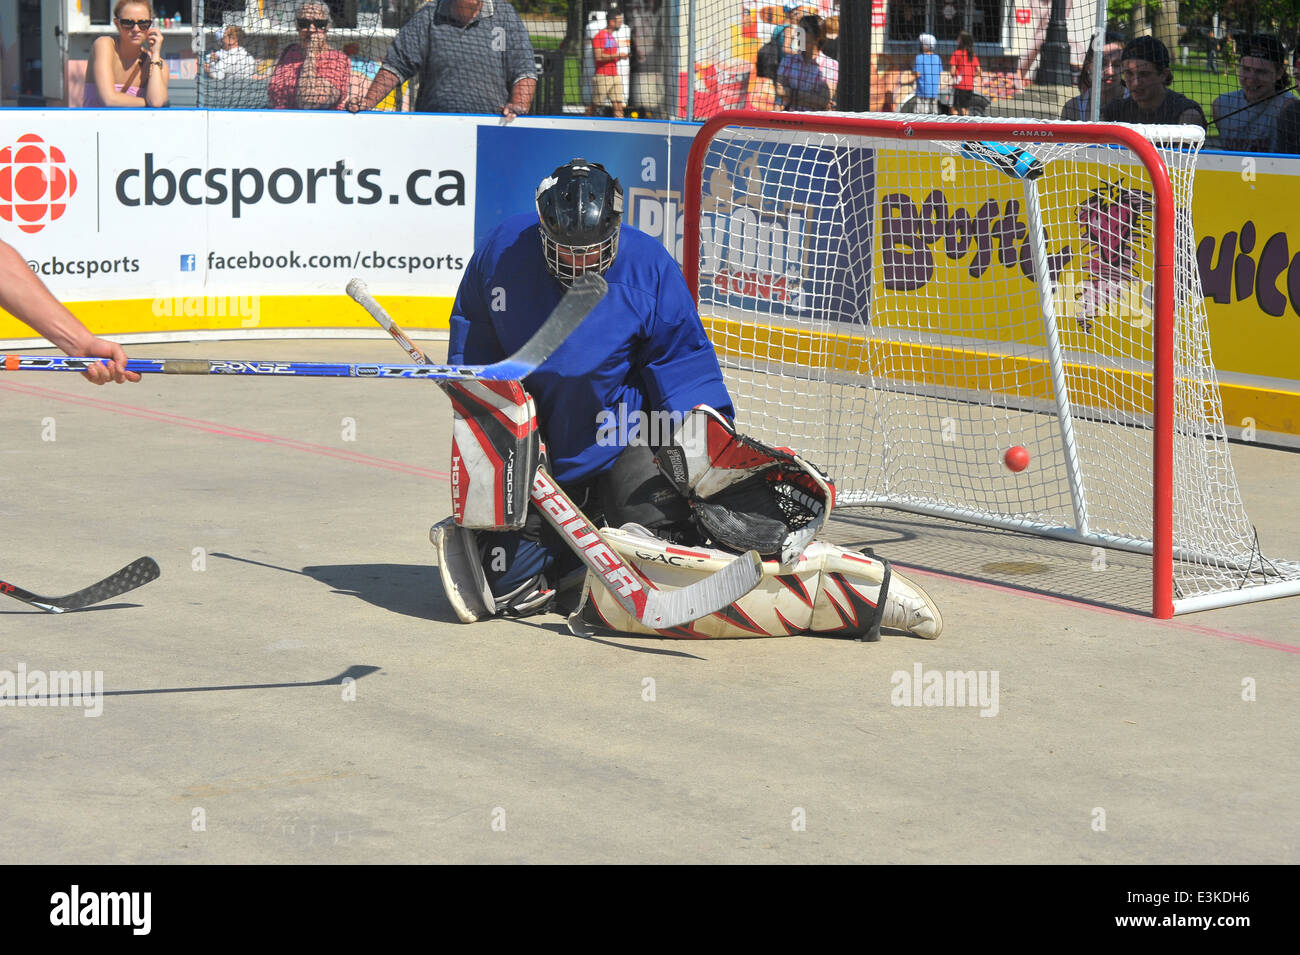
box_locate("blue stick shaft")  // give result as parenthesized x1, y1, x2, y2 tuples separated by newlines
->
(0, 355, 537, 381)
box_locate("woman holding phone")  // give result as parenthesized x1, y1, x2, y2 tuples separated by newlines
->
(85, 0, 169, 107)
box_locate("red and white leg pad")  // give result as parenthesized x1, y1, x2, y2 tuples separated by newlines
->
(568, 524, 942, 640)
(445, 380, 538, 530)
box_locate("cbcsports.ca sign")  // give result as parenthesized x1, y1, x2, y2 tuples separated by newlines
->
(0, 134, 78, 235)
(4, 111, 475, 300)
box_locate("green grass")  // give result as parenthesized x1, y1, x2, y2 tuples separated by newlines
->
(530, 33, 586, 107)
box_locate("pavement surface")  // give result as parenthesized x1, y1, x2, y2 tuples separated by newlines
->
(1, 338, 1296, 864)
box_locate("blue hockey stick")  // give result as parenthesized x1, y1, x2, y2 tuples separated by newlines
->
(2, 272, 606, 383)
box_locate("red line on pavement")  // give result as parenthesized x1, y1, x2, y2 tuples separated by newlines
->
(0, 380, 450, 481)
(894, 562, 1300, 655)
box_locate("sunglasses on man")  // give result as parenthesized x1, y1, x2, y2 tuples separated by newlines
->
(297, 18, 329, 29)
(117, 17, 152, 28)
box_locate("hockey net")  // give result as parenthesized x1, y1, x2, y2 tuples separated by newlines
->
(684, 111, 1300, 617)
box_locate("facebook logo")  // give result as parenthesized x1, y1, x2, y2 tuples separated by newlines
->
(179, 254, 196, 271)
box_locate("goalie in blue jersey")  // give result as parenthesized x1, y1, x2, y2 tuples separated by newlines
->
(431, 158, 942, 640)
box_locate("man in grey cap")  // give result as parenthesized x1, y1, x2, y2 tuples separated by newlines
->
(1102, 35, 1206, 128)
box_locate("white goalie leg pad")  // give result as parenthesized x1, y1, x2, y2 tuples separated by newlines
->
(430, 517, 496, 623)
(569, 526, 940, 639)
(879, 567, 943, 639)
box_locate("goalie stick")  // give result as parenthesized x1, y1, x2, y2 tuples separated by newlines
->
(347, 278, 765, 630)
(0, 556, 160, 613)
(1, 272, 607, 384)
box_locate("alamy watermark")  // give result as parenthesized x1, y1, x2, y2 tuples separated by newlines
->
(891, 663, 999, 717)
(50, 885, 150, 935)
(152, 294, 260, 328)
(595, 405, 685, 448)
(595, 403, 710, 452)
(0, 663, 103, 717)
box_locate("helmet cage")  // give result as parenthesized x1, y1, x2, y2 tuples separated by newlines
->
(535, 158, 624, 286)
(540, 229, 621, 286)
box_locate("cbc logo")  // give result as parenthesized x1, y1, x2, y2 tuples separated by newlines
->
(0, 134, 78, 234)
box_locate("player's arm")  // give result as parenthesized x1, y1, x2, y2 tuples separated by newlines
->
(0, 240, 139, 384)
(447, 257, 506, 366)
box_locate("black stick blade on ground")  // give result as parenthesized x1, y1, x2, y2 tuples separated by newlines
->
(0, 557, 161, 613)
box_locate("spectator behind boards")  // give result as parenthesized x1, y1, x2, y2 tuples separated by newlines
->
(351, 0, 537, 121)
(948, 30, 981, 116)
(775, 14, 838, 111)
(590, 5, 629, 117)
(268, 2, 351, 109)
(1102, 36, 1206, 128)
(84, 0, 168, 108)
(1212, 34, 1297, 152)
(1060, 32, 1125, 121)
(205, 25, 257, 82)
(912, 33, 942, 114)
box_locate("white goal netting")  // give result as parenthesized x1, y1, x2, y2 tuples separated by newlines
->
(688, 113, 1300, 615)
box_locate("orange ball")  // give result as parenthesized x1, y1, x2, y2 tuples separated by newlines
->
(1004, 445, 1030, 472)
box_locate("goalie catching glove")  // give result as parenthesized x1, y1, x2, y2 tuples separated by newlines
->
(569, 524, 942, 640)
(655, 405, 833, 566)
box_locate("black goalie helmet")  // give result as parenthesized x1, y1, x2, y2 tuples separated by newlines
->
(535, 158, 624, 285)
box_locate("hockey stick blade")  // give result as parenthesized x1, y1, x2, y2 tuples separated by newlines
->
(0, 556, 161, 613)
(504, 271, 607, 373)
(347, 270, 607, 375)
(531, 469, 762, 631)
(958, 140, 1046, 181)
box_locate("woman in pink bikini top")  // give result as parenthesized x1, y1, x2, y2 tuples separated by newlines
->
(85, 0, 168, 107)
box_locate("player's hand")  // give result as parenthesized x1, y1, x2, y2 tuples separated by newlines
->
(77, 337, 140, 385)
(145, 27, 164, 58)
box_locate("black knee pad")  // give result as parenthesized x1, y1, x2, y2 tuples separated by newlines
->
(597, 443, 693, 531)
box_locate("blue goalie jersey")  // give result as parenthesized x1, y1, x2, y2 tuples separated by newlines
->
(448, 213, 734, 485)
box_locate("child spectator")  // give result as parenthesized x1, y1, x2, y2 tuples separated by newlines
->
(913, 33, 941, 114)
(204, 25, 256, 82)
(949, 31, 981, 116)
